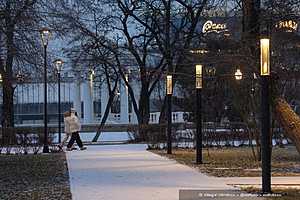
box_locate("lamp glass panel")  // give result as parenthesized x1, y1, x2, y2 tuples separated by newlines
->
(166, 75, 172, 95)
(55, 59, 63, 72)
(235, 69, 243, 80)
(260, 38, 270, 76)
(40, 29, 51, 46)
(195, 64, 203, 88)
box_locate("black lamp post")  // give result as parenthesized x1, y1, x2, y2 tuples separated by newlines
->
(195, 64, 203, 164)
(260, 37, 271, 194)
(166, 75, 172, 154)
(54, 59, 63, 144)
(40, 28, 51, 153)
(0, 74, 2, 128)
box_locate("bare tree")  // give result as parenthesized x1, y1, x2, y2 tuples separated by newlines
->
(0, 0, 44, 127)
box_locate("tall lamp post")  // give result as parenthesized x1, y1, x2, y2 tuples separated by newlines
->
(260, 37, 271, 193)
(166, 75, 172, 154)
(40, 28, 51, 153)
(54, 59, 63, 144)
(195, 64, 203, 164)
(0, 74, 2, 128)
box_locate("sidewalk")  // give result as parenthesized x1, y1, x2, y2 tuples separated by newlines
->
(66, 144, 234, 200)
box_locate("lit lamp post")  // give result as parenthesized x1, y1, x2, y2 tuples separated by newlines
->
(195, 64, 203, 164)
(166, 75, 172, 154)
(260, 37, 271, 194)
(54, 59, 63, 144)
(40, 28, 51, 153)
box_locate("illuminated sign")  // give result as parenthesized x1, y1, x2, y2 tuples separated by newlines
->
(202, 20, 228, 34)
(275, 20, 298, 32)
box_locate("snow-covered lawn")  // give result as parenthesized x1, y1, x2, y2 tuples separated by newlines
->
(66, 144, 233, 200)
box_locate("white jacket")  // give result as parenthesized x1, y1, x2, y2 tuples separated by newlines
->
(64, 114, 81, 134)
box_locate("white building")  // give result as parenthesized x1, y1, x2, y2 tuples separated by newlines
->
(1, 70, 188, 125)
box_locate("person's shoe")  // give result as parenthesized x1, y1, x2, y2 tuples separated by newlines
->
(80, 147, 87, 151)
(66, 148, 72, 151)
(71, 147, 78, 150)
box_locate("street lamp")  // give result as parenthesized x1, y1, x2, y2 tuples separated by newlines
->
(54, 59, 63, 144)
(40, 28, 51, 153)
(235, 68, 243, 80)
(166, 74, 172, 154)
(260, 37, 271, 194)
(195, 64, 203, 164)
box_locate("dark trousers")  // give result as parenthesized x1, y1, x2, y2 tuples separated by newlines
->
(67, 132, 83, 148)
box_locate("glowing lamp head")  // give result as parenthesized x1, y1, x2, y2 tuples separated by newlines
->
(195, 64, 203, 89)
(40, 28, 51, 46)
(260, 38, 270, 76)
(235, 69, 243, 80)
(54, 59, 63, 73)
(89, 69, 95, 82)
(166, 75, 172, 95)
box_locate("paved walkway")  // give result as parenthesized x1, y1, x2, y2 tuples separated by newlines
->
(66, 144, 233, 200)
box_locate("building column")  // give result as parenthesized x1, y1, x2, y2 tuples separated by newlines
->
(72, 73, 81, 118)
(120, 75, 129, 124)
(82, 75, 94, 124)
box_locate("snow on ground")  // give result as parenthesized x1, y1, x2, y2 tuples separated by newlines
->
(52, 132, 132, 143)
(66, 144, 234, 200)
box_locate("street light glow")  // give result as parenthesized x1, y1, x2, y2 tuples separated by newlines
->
(40, 28, 51, 46)
(195, 64, 203, 89)
(235, 68, 243, 80)
(189, 49, 209, 54)
(89, 69, 95, 81)
(54, 59, 63, 73)
(260, 38, 270, 76)
(166, 75, 172, 95)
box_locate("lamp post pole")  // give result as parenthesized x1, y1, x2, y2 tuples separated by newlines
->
(196, 88, 202, 164)
(43, 44, 49, 153)
(261, 75, 271, 193)
(260, 38, 271, 193)
(195, 64, 203, 164)
(54, 59, 63, 144)
(40, 28, 51, 154)
(166, 75, 172, 154)
(58, 70, 61, 143)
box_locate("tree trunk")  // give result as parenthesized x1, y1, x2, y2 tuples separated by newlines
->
(3, 8, 15, 128)
(137, 82, 150, 141)
(92, 67, 119, 142)
(242, 0, 260, 45)
(2, 81, 14, 127)
(92, 90, 116, 142)
(138, 83, 150, 125)
(274, 98, 300, 154)
(242, 0, 261, 159)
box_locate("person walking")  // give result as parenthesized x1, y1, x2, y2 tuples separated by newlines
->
(58, 111, 76, 151)
(66, 108, 87, 151)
